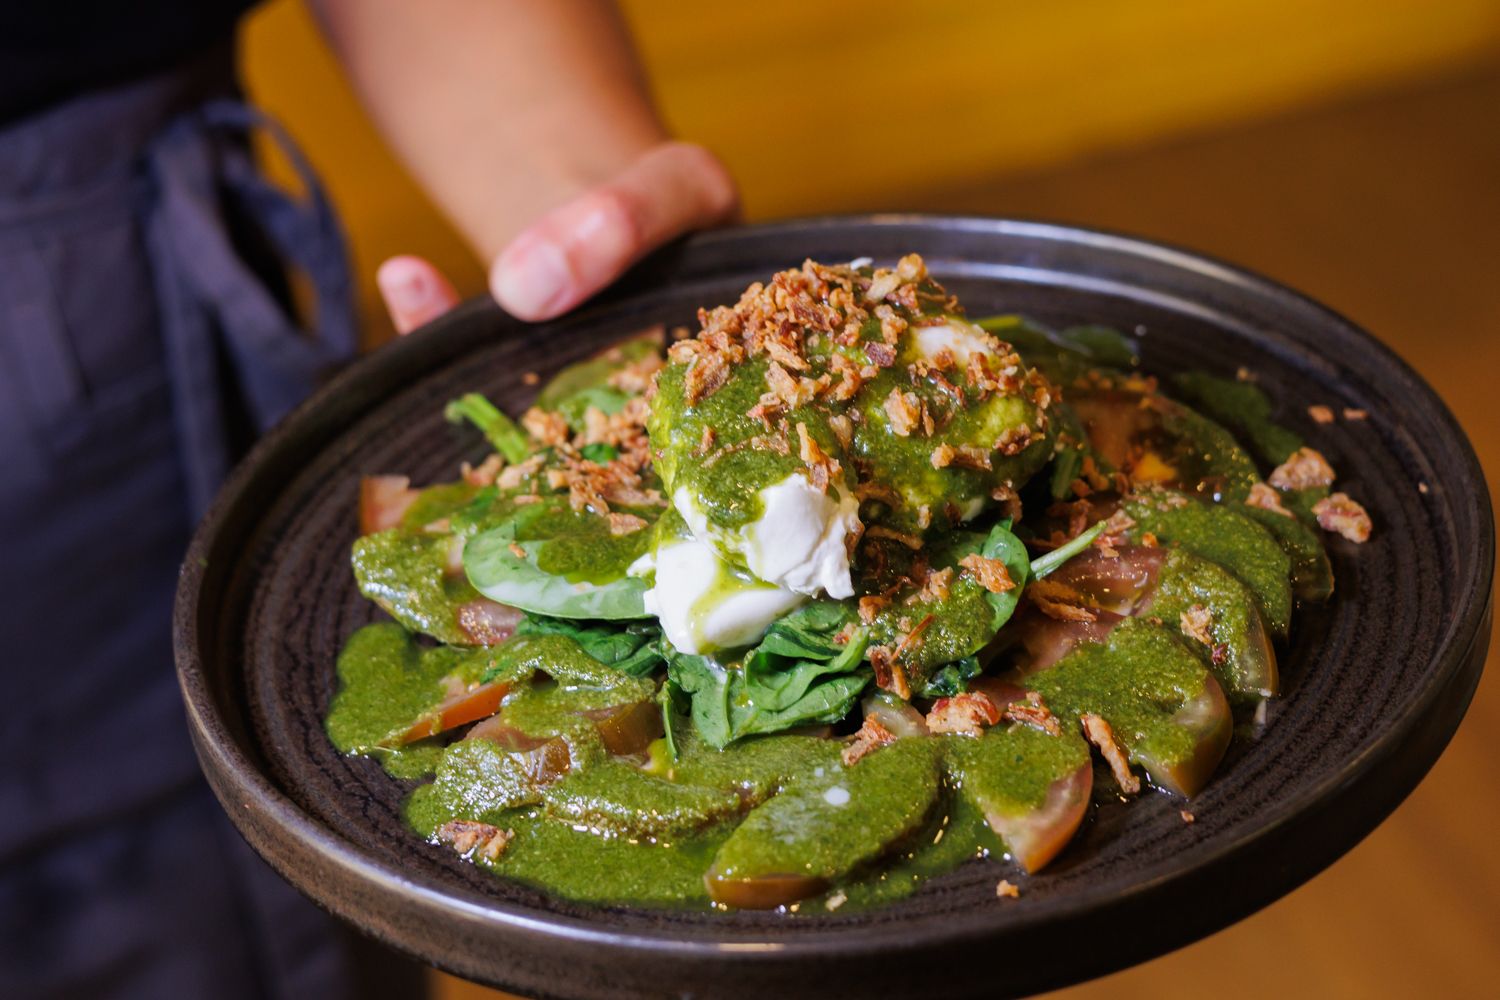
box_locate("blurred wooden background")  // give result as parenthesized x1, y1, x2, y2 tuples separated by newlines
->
(239, 2, 1500, 996)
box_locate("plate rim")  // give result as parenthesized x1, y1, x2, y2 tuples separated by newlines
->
(174, 213, 1495, 986)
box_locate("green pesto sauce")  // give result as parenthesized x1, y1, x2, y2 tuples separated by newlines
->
(710, 738, 943, 884)
(405, 737, 549, 831)
(399, 481, 482, 532)
(669, 730, 844, 803)
(832, 790, 1000, 909)
(866, 575, 994, 684)
(480, 807, 732, 908)
(1170, 371, 1304, 467)
(515, 498, 655, 586)
(542, 759, 742, 838)
(1148, 549, 1276, 702)
(1158, 403, 1261, 502)
(648, 357, 807, 529)
(1122, 490, 1293, 636)
(944, 725, 1091, 818)
(1026, 618, 1213, 771)
(851, 364, 1053, 533)
(1235, 501, 1334, 602)
(326, 623, 501, 777)
(351, 530, 477, 646)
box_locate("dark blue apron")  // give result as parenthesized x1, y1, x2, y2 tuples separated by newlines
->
(0, 45, 421, 999)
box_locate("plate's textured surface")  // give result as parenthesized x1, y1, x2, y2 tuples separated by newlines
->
(175, 217, 1493, 1000)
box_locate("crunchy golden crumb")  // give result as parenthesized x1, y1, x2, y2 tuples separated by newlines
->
(507, 541, 527, 560)
(824, 890, 848, 911)
(1307, 404, 1335, 424)
(606, 512, 649, 536)
(1235, 366, 1256, 382)
(436, 820, 513, 861)
(842, 716, 898, 766)
(1313, 492, 1372, 542)
(1002, 691, 1061, 736)
(1342, 407, 1368, 421)
(883, 387, 923, 437)
(1180, 810, 1195, 824)
(1418, 481, 1429, 494)
(868, 646, 912, 700)
(522, 371, 540, 386)
(958, 553, 1016, 594)
(1245, 481, 1294, 517)
(1081, 714, 1140, 796)
(926, 691, 1002, 737)
(996, 879, 1020, 899)
(521, 406, 570, 448)
(1179, 604, 1214, 646)
(1269, 446, 1336, 490)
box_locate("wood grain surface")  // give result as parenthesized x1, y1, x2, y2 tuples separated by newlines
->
(434, 61, 1500, 1000)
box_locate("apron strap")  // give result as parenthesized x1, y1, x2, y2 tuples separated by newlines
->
(145, 99, 357, 519)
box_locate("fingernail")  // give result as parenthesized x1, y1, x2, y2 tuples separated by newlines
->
(377, 257, 434, 314)
(493, 238, 572, 320)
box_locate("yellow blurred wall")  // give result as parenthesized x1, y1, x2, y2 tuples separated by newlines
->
(240, 0, 1500, 339)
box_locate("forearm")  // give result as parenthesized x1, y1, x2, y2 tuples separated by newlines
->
(311, 0, 667, 260)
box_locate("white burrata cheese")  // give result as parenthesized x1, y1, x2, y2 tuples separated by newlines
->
(675, 474, 859, 599)
(633, 534, 805, 654)
(913, 316, 998, 366)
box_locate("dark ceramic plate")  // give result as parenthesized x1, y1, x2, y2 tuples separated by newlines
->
(175, 216, 1493, 1000)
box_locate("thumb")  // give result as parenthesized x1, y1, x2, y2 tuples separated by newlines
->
(490, 142, 738, 322)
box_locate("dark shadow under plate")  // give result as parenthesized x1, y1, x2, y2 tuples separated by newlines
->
(174, 216, 1494, 999)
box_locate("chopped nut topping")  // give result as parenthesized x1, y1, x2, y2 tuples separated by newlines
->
(842, 716, 898, 766)
(1307, 404, 1335, 424)
(1313, 492, 1372, 542)
(606, 512, 649, 536)
(606, 351, 665, 394)
(461, 453, 504, 487)
(958, 553, 1016, 594)
(1268, 446, 1336, 490)
(911, 566, 954, 604)
(995, 425, 1033, 456)
(930, 443, 993, 471)
(521, 407, 570, 447)
(1179, 604, 1215, 646)
(864, 341, 898, 368)
(869, 646, 912, 700)
(436, 820, 514, 861)
(1081, 714, 1140, 796)
(1003, 691, 1062, 736)
(1245, 481, 1294, 517)
(925, 690, 1002, 736)
(884, 388, 923, 436)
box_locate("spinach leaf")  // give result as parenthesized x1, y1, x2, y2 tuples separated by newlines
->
(444, 392, 530, 463)
(917, 655, 983, 698)
(514, 614, 664, 676)
(753, 600, 854, 660)
(979, 520, 1033, 632)
(464, 517, 649, 620)
(666, 624, 871, 749)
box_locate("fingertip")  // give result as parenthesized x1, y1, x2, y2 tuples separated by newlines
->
(378, 255, 459, 335)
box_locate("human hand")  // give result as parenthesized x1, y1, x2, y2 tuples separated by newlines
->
(378, 140, 737, 334)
